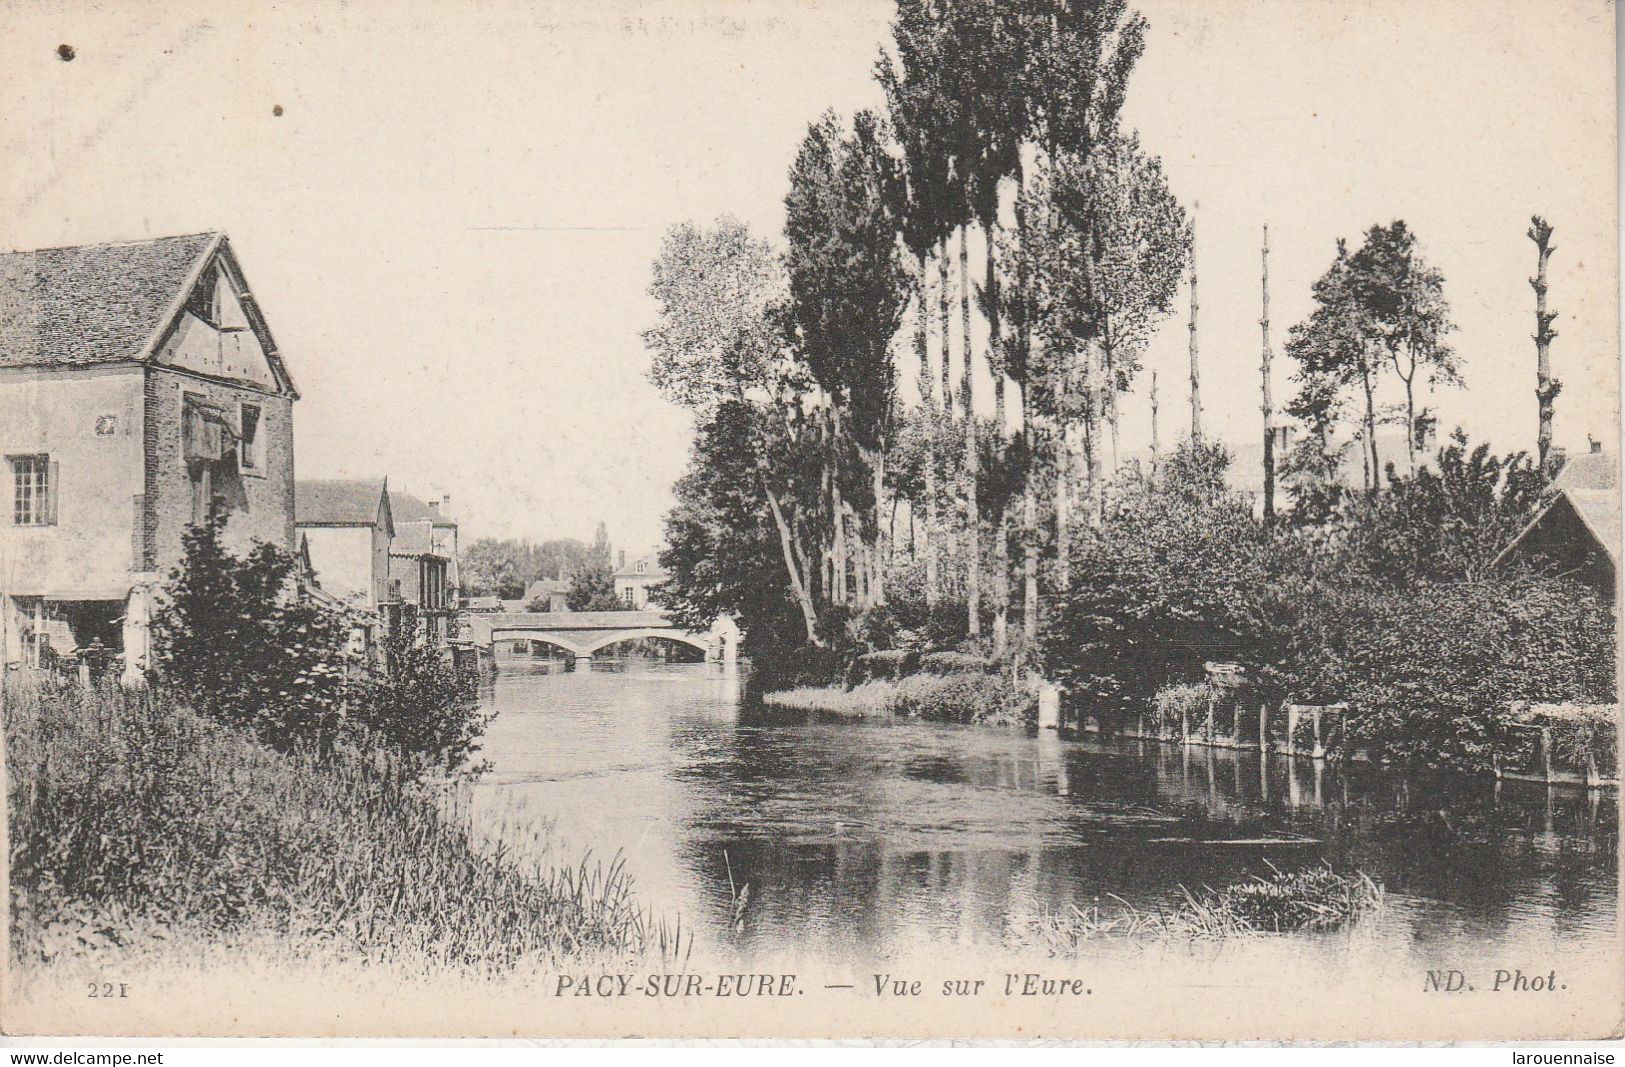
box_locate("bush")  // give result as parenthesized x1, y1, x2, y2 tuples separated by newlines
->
(153, 516, 493, 778)
(152, 517, 352, 753)
(919, 651, 997, 676)
(349, 607, 492, 778)
(763, 672, 1036, 728)
(1288, 576, 1615, 770)
(892, 672, 1034, 726)
(848, 649, 917, 684)
(1151, 683, 1209, 737)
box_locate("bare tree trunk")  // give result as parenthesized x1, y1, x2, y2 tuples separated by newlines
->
(1188, 220, 1202, 440)
(1400, 368, 1416, 475)
(986, 223, 1007, 656)
(872, 451, 887, 606)
(1022, 403, 1038, 643)
(961, 224, 980, 638)
(1054, 417, 1071, 593)
(1260, 224, 1276, 520)
(755, 461, 820, 646)
(1529, 216, 1559, 469)
(915, 257, 939, 608)
(1104, 341, 1120, 477)
(1359, 364, 1380, 494)
(1149, 369, 1161, 471)
(939, 238, 954, 419)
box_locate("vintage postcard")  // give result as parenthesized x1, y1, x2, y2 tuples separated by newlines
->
(0, 0, 1619, 1043)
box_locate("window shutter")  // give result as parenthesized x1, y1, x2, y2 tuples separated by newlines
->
(46, 460, 60, 525)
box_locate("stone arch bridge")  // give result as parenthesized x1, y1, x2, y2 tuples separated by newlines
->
(464, 610, 739, 664)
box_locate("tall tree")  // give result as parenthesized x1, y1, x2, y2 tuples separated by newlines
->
(1008, 130, 1186, 611)
(1004, 0, 1150, 643)
(1287, 239, 1385, 494)
(1528, 216, 1560, 470)
(784, 109, 911, 611)
(643, 216, 824, 644)
(878, 1, 962, 607)
(1349, 221, 1459, 473)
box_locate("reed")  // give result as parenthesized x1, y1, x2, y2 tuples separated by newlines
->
(1025, 864, 1383, 955)
(7, 676, 685, 978)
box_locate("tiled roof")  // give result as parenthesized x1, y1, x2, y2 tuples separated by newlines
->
(0, 233, 220, 368)
(1565, 489, 1621, 567)
(1494, 485, 1622, 573)
(1552, 450, 1617, 493)
(389, 490, 452, 524)
(388, 522, 442, 556)
(523, 579, 571, 600)
(613, 556, 667, 579)
(295, 479, 389, 526)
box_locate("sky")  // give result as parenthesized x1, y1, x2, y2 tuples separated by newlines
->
(1, 0, 1617, 555)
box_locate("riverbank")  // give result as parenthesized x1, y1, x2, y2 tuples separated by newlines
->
(6, 678, 682, 979)
(762, 672, 1036, 728)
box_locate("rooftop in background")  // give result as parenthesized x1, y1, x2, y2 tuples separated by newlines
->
(295, 478, 390, 527)
(1551, 444, 1617, 493)
(389, 489, 456, 525)
(614, 555, 667, 580)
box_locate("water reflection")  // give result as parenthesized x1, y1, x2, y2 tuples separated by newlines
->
(474, 656, 1616, 966)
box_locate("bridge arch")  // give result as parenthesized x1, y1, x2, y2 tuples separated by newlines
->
(489, 631, 591, 658)
(582, 628, 711, 658)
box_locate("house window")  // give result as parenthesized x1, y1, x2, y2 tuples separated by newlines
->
(623, 586, 636, 606)
(10, 454, 55, 526)
(239, 402, 264, 472)
(636, 561, 647, 574)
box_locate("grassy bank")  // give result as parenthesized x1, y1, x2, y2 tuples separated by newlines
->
(1024, 865, 1384, 955)
(7, 677, 683, 978)
(763, 672, 1036, 728)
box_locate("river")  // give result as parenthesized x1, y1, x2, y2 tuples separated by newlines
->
(472, 656, 1618, 975)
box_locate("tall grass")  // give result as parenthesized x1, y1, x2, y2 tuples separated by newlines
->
(7, 676, 685, 977)
(1025, 864, 1383, 955)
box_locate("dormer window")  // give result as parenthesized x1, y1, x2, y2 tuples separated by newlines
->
(636, 561, 647, 574)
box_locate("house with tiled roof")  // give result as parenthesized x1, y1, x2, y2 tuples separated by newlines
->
(612, 553, 667, 609)
(1494, 441, 1621, 598)
(388, 519, 454, 644)
(389, 488, 461, 602)
(295, 478, 395, 610)
(516, 578, 571, 613)
(0, 232, 299, 683)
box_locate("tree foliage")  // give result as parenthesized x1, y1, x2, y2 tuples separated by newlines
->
(153, 517, 351, 751)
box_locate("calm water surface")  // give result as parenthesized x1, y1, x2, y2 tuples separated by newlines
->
(473, 657, 1617, 968)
